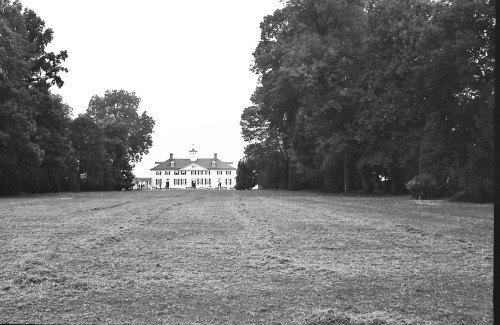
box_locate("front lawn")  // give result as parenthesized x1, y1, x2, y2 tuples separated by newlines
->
(0, 190, 493, 324)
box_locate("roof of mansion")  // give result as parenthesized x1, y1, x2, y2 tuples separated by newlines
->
(151, 158, 236, 171)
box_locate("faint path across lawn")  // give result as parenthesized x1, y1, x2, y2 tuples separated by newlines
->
(0, 190, 493, 324)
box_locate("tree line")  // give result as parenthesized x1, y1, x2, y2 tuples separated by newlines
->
(237, 0, 494, 202)
(0, 1, 155, 195)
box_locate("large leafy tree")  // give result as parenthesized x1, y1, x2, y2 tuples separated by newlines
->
(235, 158, 257, 190)
(0, 1, 71, 194)
(241, 105, 289, 188)
(242, 0, 494, 201)
(356, 0, 494, 197)
(248, 0, 366, 191)
(352, 0, 440, 193)
(30, 93, 75, 192)
(82, 90, 155, 190)
(1, 2, 158, 195)
(22, 6, 68, 90)
(70, 115, 112, 191)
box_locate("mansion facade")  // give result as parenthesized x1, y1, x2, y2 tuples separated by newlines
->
(150, 149, 236, 189)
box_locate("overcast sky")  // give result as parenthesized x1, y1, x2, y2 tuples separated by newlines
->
(19, 0, 283, 177)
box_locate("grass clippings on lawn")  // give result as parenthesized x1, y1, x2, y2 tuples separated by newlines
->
(0, 190, 493, 324)
(304, 308, 421, 325)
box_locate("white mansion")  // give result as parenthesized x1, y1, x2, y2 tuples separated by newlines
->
(150, 149, 236, 189)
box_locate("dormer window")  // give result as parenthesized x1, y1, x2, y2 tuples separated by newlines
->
(170, 161, 175, 167)
(211, 161, 216, 167)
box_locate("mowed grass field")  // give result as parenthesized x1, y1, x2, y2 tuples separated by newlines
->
(0, 190, 493, 324)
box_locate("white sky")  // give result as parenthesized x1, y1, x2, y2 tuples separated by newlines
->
(18, 0, 283, 177)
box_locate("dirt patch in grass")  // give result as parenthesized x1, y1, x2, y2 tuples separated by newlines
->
(0, 190, 493, 324)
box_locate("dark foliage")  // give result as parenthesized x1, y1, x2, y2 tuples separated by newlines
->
(235, 159, 257, 190)
(405, 174, 439, 199)
(0, 1, 72, 195)
(0, 2, 154, 195)
(75, 90, 155, 191)
(241, 0, 494, 202)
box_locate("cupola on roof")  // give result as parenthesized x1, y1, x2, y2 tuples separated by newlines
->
(190, 147, 197, 162)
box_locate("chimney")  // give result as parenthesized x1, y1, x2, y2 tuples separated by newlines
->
(170, 153, 173, 160)
(214, 153, 218, 160)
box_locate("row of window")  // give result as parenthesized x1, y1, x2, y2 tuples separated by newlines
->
(194, 178, 211, 185)
(191, 171, 209, 175)
(156, 178, 232, 186)
(156, 170, 232, 176)
(173, 179, 187, 185)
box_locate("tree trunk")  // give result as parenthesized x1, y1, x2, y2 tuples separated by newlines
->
(390, 167, 400, 195)
(283, 157, 289, 190)
(357, 165, 372, 192)
(343, 156, 349, 193)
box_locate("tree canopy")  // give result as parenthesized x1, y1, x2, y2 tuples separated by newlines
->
(76, 90, 155, 190)
(241, 0, 494, 202)
(235, 158, 257, 190)
(0, 0, 72, 194)
(0, 1, 155, 194)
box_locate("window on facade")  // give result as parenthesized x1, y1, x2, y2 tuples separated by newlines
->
(181, 171, 186, 175)
(226, 171, 231, 175)
(174, 171, 179, 175)
(165, 171, 170, 175)
(156, 171, 161, 175)
(217, 171, 222, 175)
(170, 162, 174, 167)
(211, 161, 216, 167)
